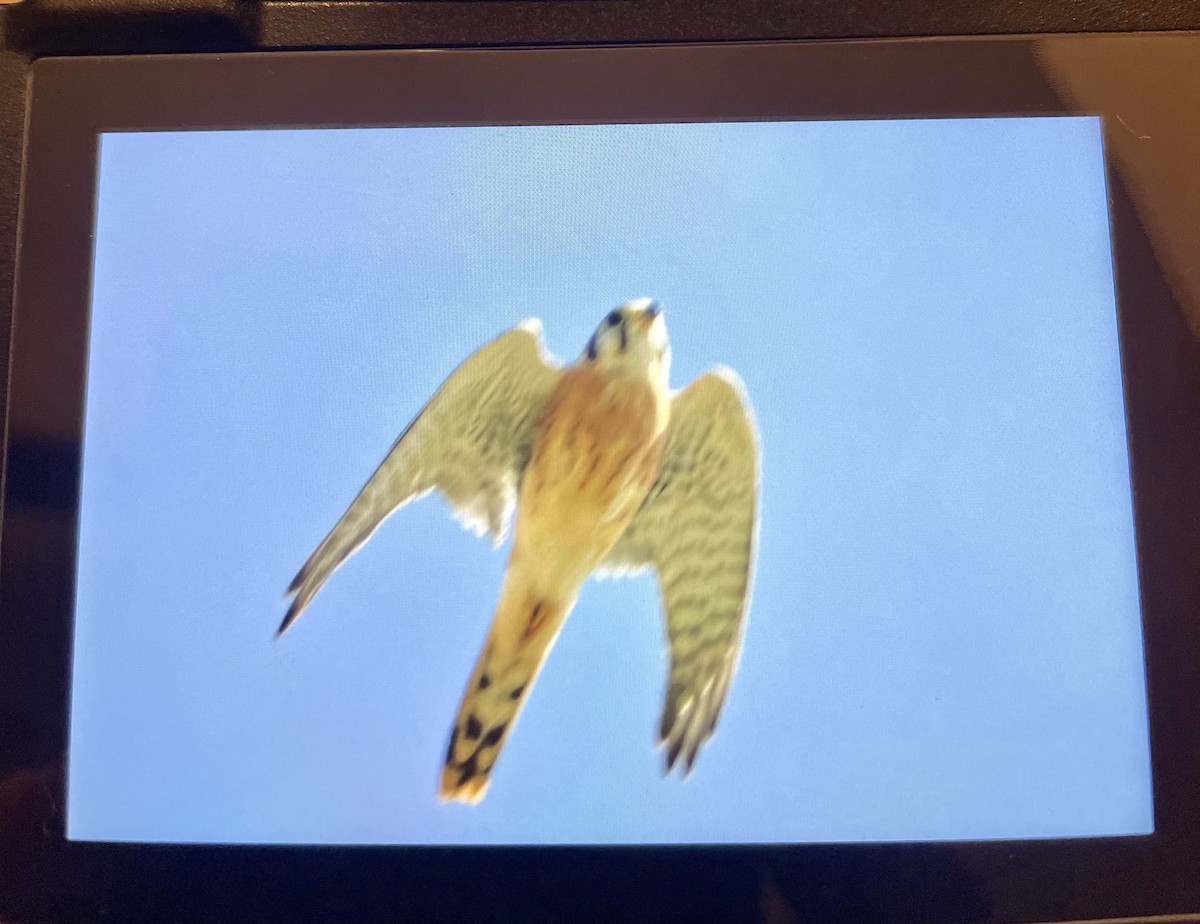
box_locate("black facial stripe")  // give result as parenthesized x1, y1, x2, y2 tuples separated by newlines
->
(619, 320, 627, 352)
(586, 334, 598, 361)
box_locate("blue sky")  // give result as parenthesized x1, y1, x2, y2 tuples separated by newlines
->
(67, 119, 1152, 845)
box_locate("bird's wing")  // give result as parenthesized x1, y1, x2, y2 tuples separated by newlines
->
(281, 320, 562, 636)
(601, 367, 760, 774)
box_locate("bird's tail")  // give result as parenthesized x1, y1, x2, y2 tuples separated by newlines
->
(439, 586, 570, 805)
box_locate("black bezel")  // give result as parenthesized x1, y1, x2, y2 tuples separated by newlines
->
(3, 38, 1199, 924)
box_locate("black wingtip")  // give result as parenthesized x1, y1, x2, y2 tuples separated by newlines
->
(286, 569, 306, 595)
(276, 603, 301, 640)
(665, 734, 684, 773)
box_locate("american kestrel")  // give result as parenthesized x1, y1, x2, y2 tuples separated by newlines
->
(280, 298, 759, 804)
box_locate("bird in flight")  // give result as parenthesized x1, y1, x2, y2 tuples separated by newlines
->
(280, 298, 759, 804)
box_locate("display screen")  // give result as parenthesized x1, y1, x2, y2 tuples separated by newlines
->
(67, 118, 1152, 845)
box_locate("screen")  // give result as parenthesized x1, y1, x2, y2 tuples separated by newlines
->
(67, 118, 1153, 845)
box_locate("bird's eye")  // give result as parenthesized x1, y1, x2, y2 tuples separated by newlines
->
(606, 311, 622, 327)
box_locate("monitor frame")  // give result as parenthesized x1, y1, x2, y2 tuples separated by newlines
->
(3, 37, 1200, 924)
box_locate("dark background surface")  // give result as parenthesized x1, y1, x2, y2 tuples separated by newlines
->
(1, 6, 1199, 924)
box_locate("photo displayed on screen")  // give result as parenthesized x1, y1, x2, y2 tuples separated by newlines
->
(68, 118, 1152, 846)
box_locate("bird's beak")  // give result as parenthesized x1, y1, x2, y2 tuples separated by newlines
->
(637, 301, 663, 330)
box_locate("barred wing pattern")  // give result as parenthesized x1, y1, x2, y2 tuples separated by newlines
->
(602, 368, 760, 774)
(280, 321, 561, 636)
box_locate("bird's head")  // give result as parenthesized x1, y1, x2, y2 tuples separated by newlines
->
(583, 298, 670, 386)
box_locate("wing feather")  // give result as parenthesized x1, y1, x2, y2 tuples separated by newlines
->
(603, 367, 759, 773)
(280, 320, 561, 636)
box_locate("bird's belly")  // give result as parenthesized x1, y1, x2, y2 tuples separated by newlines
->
(513, 372, 665, 585)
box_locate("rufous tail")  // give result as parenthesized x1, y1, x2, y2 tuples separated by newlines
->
(439, 589, 569, 804)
